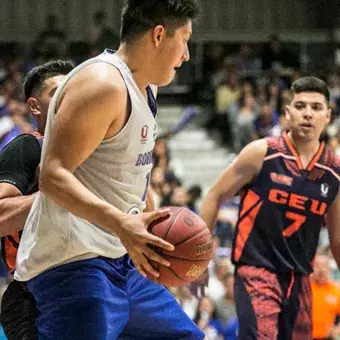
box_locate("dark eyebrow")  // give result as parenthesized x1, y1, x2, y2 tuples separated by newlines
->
(294, 100, 324, 106)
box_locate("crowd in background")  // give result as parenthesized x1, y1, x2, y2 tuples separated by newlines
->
(1, 12, 340, 339)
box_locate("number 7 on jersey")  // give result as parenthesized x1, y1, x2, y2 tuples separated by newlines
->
(282, 212, 306, 237)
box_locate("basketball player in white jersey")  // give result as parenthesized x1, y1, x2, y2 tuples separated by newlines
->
(15, 0, 206, 339)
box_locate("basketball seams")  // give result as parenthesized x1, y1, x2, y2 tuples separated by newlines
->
(163, 207, 184, 244)
(161, 254, 212, 262)
(163, 266, 193, 284)
(173, 227, 210, 247)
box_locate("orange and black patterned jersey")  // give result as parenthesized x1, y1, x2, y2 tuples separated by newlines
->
(0, 132, 42, 271)
(232, 132, 340, 274)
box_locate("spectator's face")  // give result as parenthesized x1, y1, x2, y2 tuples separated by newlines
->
(244, 94, 255, 108)
(170, 187, 188, 206)
(242, 82, 253, 95)
(27, 75, 65, 134)
(199, 297, 214, 315)
(329, 137, 339, 151)
(228, 72, 238, 87)
(7, 99, 21, 115)
(285, 92, 331, 142)
(270, 83, 279, 96)
(214, 259, 230, 278)
(151, 167, 165, 185)
(262, 104, 272, 117)
(312, 255, 330, 285)
(225, 275, 234, 299)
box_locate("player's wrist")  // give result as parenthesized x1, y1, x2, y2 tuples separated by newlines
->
(103, 206, 127, 236)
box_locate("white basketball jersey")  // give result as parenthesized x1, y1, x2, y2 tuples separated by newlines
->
(15, 50, 157, 281)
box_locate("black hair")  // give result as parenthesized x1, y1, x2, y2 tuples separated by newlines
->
(120, 0, 200, 44)
(290, 76, 330, 104)
(24, 60, 74, 100)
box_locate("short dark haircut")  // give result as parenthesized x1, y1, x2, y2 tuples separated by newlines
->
(290, 76, 330, 104)
(24, 60, 74, 100)
(120, 0, 200, 44)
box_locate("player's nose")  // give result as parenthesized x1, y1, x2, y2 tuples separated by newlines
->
(303, 104, 313, 118)
(182, 46, 190, 62)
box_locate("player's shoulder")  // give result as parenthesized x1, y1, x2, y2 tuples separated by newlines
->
(241, 138, 268, 157)
(321, 144, 340, 171)
(236, 139, 268, 170)
(67, 60, 127, 96)
(265, 134, 286, 154)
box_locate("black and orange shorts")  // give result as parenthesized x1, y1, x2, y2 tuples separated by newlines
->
(234, 265, 312, 340)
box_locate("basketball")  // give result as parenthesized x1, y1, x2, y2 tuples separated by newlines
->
(148, 206, 213, 287)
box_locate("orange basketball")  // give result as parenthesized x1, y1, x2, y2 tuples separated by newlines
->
(148, 206, 213, 287)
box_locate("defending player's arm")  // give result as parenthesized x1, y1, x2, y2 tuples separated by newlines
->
(200, 139, 267, 231)
(40, 63, 173, 278)
(0, 135, 40, 236)
(325, 191, 340, 268)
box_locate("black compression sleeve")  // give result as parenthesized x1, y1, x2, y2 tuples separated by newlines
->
(0, 134, 41, 194)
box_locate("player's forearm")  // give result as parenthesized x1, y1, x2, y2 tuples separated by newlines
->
(40, 166, 126, 235)
(0, 194, 36, 236)
(144, 190, 155, 212)
(199, 192, 222, 232)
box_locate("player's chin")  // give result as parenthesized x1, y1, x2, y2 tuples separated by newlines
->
(156, 73, 176, 87)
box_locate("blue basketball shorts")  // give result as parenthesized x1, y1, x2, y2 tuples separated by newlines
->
(26, 254, 205, 340)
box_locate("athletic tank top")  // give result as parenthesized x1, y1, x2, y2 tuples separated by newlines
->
(232, 132, 340, 274)
(15, 50, 157, 281)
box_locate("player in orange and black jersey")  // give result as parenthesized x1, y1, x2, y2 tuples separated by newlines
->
(0, 60, 74, 340)
(200, 76, 340, 339)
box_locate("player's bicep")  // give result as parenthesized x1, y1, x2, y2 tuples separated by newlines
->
(211, 139, 267, 201)
(326, 191, 340, 243)
(43, 65, 126, 173)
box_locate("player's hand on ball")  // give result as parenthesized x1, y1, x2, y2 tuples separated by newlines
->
(117, 208, 174, 278)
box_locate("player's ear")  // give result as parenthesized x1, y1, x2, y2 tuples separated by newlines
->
(27, 97, 41, 116)
(284, 104, 291, 121)
(152, 25, 166, 47)
(326, 107, 332, 124)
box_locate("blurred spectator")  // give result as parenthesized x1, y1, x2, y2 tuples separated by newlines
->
(207, 70, 241, 147)
(261, 34, 300, 72)
(154, 137, 171, 169)
(193, 296, 224, 340)
(33, 15, 67, 62)
(187, 185, 202, 214)
(214, 199, 239, 247)
(87, 11, 120, 56)
(169, 186, 188, 207)
(328, 135, 340, 156)
(216, 273, 237, 325)
(234, 92, 257, 151)
(176, 286, 199, 320)
(206, 257, 232, 302)
(202, 43, 224, 85)
(233, 44, 259, 77)
(223, 317, 239, 340)
(311, 254, 340, 340)
(269, 114, 289, 137)
(149, 167, 171, 209)
(253, 103, 278, 139)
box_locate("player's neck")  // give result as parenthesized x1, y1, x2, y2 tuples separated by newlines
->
(116, 43, 151, 96)
(287, 131, 320, 163)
